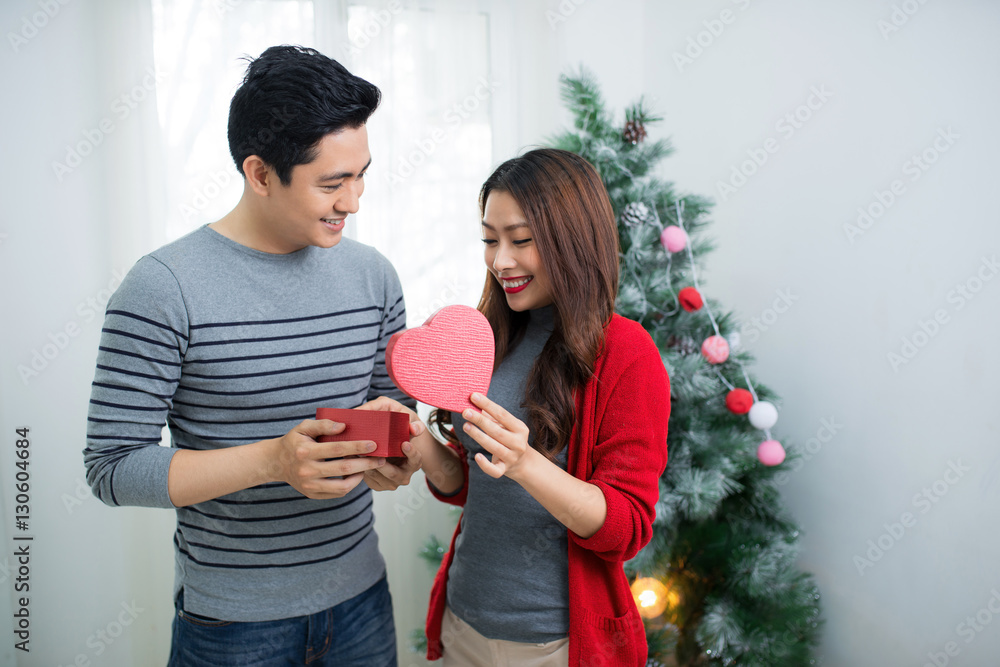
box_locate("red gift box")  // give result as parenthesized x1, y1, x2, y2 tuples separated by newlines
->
(315, 408, 410, 458)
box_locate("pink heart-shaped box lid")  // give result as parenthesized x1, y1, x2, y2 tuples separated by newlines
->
(386, 305, 494, 413)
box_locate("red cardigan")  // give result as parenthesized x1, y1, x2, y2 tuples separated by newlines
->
(425, 314, 671, 666)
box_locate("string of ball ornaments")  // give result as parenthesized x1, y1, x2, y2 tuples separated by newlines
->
(604, 136, 784, 466)
(656, 200, 785, 467)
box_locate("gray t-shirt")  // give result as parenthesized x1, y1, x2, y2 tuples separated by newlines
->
(446, 305, 570, 643)
(84, 225, 413, 621)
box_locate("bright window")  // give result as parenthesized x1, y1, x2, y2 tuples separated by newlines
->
(151, 0, 315, 243)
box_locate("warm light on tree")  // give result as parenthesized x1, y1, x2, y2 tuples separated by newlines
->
(630, 577, 672, 619)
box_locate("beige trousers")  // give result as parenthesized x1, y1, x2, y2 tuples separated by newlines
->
(440, 605, 569, 667)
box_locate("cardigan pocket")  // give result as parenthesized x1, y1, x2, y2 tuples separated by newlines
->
(579, 608, 641, 666)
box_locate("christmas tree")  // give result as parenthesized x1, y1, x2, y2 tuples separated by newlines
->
(550, 68, 823, 666)
(412, 69, 824, 666)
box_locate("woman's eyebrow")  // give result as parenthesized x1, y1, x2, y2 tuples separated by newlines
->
(481, 221, 529, 231)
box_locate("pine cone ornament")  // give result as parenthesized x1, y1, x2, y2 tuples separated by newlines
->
(666, 334, 699, 356)
(621, 202, 652, 227)
(623, 118, 647, 144)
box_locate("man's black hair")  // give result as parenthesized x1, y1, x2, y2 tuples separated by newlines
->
(228, 45, 381, 185)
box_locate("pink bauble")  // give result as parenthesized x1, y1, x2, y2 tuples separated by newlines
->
(660, 226, 688, 253)
(701, 335, 730, 364)
(757, 440, 786, 466)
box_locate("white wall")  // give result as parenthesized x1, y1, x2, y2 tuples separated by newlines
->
(0, 1, 175, 664)
(516, 0, 1000, 665)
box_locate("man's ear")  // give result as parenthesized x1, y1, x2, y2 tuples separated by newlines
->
(243, 155, 273, 196)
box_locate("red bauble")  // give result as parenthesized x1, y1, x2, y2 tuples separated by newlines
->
(678, 287, 703, 312)
(725, 388, 753, 414)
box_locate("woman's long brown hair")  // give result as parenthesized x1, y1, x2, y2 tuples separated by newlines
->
(430, 148, 620, 460)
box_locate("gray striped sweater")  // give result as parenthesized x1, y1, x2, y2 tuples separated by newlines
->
(84, 225, 413, 621)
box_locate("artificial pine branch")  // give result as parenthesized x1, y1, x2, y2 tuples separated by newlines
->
(557, 67, 614, 137)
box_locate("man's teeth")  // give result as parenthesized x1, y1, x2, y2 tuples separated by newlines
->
(503, 277, 532, 288)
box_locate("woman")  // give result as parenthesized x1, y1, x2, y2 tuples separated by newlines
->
(370, 148, 670, 666)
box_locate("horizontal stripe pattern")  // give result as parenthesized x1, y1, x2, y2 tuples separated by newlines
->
(84, 230, 413, 619)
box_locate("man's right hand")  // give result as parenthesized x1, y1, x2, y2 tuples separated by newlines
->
(270, 419, 386, 499)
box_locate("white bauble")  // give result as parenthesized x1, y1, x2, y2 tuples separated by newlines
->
(748, 401, 778, 430)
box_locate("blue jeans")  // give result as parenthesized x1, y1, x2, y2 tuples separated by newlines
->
(167, 577, 397, 666)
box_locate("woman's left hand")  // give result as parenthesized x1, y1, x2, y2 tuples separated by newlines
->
(465, 392, 607, 539)
(462, 392, 540, 482)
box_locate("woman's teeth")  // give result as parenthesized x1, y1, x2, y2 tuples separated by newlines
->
(503, 277, 532, 288)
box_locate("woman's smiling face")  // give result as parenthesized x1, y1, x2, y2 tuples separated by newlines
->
(481, 191, 554, 312)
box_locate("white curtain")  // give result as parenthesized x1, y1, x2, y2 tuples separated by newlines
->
(151, 0, 316, 242)
(339, 0, 499, 324)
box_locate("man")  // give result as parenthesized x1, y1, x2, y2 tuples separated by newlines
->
(84, 45, 420, 666)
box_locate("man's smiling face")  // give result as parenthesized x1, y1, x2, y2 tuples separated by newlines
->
(263, 125, 371, 253)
